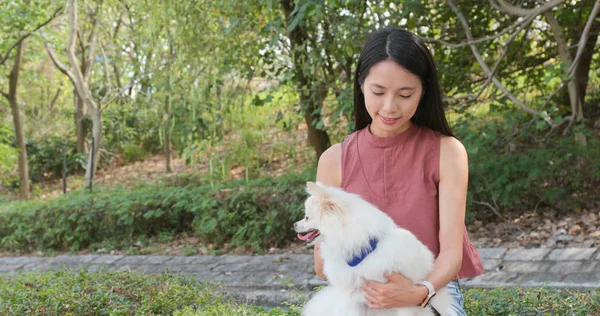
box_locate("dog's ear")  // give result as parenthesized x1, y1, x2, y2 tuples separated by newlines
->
(319, 198, 345, 224)
(306, 181, 329, 198)
(320, 199, 341, 214)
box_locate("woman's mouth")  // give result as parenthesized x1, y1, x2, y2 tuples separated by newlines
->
(379, 115, 400, 125)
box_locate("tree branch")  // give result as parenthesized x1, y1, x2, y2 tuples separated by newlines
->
(44, 42, 77, 84)
(83, 1, 101, 83)
(566, 0, 600, 76)
(0, 90, 8, 100)
(65, 0, 96, 109)
(489, 0, 566, 17)
(447, 0, 543, 117)
(0, 7, 63, 66)
(100, 44, 112, 90)
(421, 16, 529, 48)
(474, 15, 536, 101)
(541, 7, 582, 122)
(49, 88, 61, 111)
(442, 94, 477, 103)
(542, 9, 571, 62)
(473, 200, 510, 223)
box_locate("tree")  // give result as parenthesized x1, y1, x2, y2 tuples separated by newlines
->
(2, 37, 29, 199)
(408, 0, 599, 133)
(1, 1, 61, 199)
(279, 0, 331, 159)
(45, 0, 102, 189)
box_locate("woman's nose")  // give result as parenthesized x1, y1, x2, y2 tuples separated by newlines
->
(382, 96, 398, 113)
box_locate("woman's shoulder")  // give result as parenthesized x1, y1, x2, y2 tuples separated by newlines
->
(316, 143, 343, 187)
(439, 135, 468, 181)
(439, 134, 466, 158)
(416, 125, 464, 150)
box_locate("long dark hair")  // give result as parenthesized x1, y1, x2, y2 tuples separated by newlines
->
(353, 28, 453, 136)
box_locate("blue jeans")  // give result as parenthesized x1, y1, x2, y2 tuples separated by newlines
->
(446, 280, 467, 316)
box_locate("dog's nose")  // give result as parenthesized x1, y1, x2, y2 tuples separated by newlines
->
(293, 222, 297, 228)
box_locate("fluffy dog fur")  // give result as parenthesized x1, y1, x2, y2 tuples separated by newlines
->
(294, 181, 449, 316)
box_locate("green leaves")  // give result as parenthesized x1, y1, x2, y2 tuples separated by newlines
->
(286, 0, 313, 34)
(0, 169, 315, 254)
(251, 94, 274, 107)
(461, 117, 600, 213)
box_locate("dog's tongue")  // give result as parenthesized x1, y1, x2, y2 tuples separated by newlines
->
(297, 230, 319, 241)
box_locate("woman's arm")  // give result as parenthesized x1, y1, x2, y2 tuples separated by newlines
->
(420, 135, 468, 293)
(313, 143, 342, 281)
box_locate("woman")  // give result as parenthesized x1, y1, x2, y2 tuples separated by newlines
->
(313, 28, 484, 315)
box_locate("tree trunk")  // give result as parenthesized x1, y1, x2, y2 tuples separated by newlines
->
(74, 33, 91, 154)
(85, 105, 102, 188)
(44, 0, 101, 187)
(280, 0, 331, 160)
(65, 0, 101, 189)
(542, 11, 581, 121)
(301, 88, 331, 159)
(575, 18, 600, 121)
(75, 92, 88, 153)
(8, 40, 30, 199)
(164, 30, 173, 173)
(164, 94, 172, 173)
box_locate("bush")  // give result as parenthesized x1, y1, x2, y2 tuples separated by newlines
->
(121, 143, 148, 163)
(26, 136, 87, 182)
(467, 136, 600, 209)
(103, 106, 163, 156)
(0, 169, 314, 254)
(456, 113, 600, 213)
(0, 124, 18, 182)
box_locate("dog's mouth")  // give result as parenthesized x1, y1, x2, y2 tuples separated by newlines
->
(297, 229, 320, 243)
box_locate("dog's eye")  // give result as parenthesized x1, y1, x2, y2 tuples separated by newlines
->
(305, 216, 309, 220)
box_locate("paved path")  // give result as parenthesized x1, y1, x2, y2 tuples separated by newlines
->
(1, 247, 599, 306)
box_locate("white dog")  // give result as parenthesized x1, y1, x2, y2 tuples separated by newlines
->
(294, 181, 449, 316)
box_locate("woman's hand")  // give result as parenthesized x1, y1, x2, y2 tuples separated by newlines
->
(361, 273, 427, 309)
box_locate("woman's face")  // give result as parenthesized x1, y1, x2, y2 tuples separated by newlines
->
(361, 59, 423, 138)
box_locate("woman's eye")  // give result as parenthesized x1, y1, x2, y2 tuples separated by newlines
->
(373, 92, 384, 96)
(400, 94, 413, 99)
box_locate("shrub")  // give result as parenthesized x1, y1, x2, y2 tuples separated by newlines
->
(0, 169, 314, 254)
(456, 113, 600, 213)
(26, 136, 87, 182)
(121, 143, 148, 163)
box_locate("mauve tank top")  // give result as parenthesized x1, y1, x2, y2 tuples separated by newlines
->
(341, 123, 484, 279)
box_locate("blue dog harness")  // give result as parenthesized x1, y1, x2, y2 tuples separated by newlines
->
(346, 238, 379, 267)
(346, 237, 441, 316)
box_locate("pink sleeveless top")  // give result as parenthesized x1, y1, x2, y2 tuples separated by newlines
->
(341, 123, 484, 279)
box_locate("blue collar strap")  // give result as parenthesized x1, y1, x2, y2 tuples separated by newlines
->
(347, 238, 379, 267)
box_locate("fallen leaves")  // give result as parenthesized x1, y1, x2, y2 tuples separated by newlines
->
(469, 207, 600, 249)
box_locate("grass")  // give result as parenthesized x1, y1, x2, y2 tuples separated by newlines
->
(0, 269, 301, 316)
(0, 269, 599, 315)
